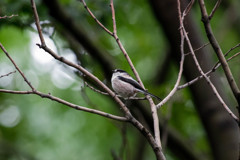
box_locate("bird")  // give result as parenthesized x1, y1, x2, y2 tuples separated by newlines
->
(111, 69, 161, 100)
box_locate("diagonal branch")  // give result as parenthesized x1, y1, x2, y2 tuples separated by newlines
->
(0, 43, 128, 122)
(198, 0, 240, 112)
(156, 0, 187, 109)
(178, 0, 239, 123)
(208, 0, 222, 20)
(0, 43, 35, 91)
(0, 89, 128, 122)
(80, 0, 113, 35)
(178, 43, 240, 90)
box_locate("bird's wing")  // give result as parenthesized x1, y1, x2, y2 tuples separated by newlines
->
(118, 76, 162, 100)
(117, 76, 145, 91)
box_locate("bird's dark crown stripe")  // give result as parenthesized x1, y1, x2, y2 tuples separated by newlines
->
(114, 69, 127, 73)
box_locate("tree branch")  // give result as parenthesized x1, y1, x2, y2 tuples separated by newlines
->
(0, 71, 16, 78)
(0, 89, 128, 122)
(80, 0, 113, 35)
(177, 0, 239, 123)
(0, 43, 35, 91)
(208, 0, 222, 20)
(198, 0, 240, 113)
(178, 44, 240, 90)
(0, 14, 18, 19)
(0, 42, 128, 122)
(156, 0, 186, 109)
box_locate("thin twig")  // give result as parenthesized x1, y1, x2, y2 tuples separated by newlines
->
(110, 0, 117, 35)
(182, 0, 195, 17)
(30, 0, 45, 46)
(84, 81, 109, 95)
(80, 0, 113, 35)
(208, 0, 222, 20)
(0, 89, 32, 94)
(224, 43, 240, 57)
(0, 89, 128, 122)
(178, 44, 240, 90)
(227, 52, 240, 62)
(185, 42, 210, 56)
(0, 14, 18, 19)
(157, 0, 186, 109)
(0, 43, 35, 91)
(0, 71, 16, 78)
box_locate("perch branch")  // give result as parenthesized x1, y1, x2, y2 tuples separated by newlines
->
(31, 1, 165, 159)
(0, 42, 129, 122)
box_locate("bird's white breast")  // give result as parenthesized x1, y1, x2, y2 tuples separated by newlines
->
(111, 74, 136, 98)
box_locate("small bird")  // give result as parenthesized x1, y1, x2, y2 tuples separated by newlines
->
(111, 69, 161, 100)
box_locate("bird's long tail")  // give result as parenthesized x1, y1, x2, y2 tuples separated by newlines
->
(139, 90, 161, 101)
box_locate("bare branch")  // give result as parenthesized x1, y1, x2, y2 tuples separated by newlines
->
(182, 0, 195, 17)
(225, 43, 240, 57)
(34, 90, 129, 122)
(30, 0, 46, 46)
(177, 0, 239, 122)
(110, 0, 117, 35)
(0, 43, 35, 91)
(80, 0, 113, 35)
(0, 40, 129, 122)
(0, 71, 16, 78)
(0, 14, 18, 19)
(84, 81, 109, 95)
(184, 30, 239, 122)
(227, 52, 240, 62)
(198, 0, 240, 114)
(179, 43, 240, 89)
(157, 0, 185, 109)
(209, 0, 222, 20)
(0, 89, 32, 94)
(185, 42, 210, 56)
(0, 89, 128, 122)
